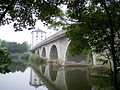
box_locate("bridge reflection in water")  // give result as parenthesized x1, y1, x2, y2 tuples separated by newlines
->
(30, 63, 114, 90)
(30, 63, 96, 90)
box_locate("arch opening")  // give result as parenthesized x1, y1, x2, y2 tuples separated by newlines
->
(50, 45, 58, 59)
(42, 47, 46, 57)
(65, 42, 87, 64)
(49, 64, 58, 82)
(36, 49, 39, 55)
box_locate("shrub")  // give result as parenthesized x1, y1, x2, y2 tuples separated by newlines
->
(29, 54, 46, 68)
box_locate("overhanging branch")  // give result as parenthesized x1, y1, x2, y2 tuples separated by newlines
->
(0, 0, 15, 22)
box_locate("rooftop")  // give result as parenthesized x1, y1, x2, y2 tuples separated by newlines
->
(32, 28, 46, 33)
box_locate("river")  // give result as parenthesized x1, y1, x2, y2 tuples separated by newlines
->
(0, 62, 114, 90)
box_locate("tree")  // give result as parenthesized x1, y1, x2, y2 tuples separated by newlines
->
(7, 42, 18, 53)
(61, 0, 120, 89)
(0, 40, 8, 48)
(0, 0, 62, 31)
(7, 41, 29, 53)
(44, 0, 120, 89)
(0, 40, 29, 53)
(20, 41, 29, 53)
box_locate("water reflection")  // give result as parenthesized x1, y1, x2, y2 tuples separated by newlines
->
(0, 58, 48, 90)
(49, 64, 58, 81)
(29, 69, 45, 89)
(65, 67, 91, 90)
(30, 64, 114, 90)
(0, 56, 114, 90)
(9, 61, 27, 72)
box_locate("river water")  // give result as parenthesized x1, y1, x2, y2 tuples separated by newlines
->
(0, 62, 114, 90)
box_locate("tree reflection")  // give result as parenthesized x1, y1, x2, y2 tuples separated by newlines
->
(9, 61, 27, 72)
(0, 50, 29, 74)
(0, 49, 11, 74)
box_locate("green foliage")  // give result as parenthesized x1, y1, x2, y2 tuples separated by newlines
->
(20, 52, 30, 64)
(0, 40, 30, 72)
(0, 40, 29, 53)
(29, 54, 45, 68)
(10, 52, 30, 65)
(20, 52, 30, 60)
(7, 41, 29, 53)
(20, 41, 29, 53)
(0, 49, 11, 74)
(8, 53, 29, 73)
(0, 0, 63, 31)
(96, 58, 108, 65)
(7, 42, 18, 53)
(8, 61, 27, 73)
(0, 40, 8, 49)
(62, 1, 120, 87)
(10, 53, 20, 62)
(0, 39, 1, 45)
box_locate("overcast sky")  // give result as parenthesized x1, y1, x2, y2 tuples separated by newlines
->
(0, 20, 56, 44)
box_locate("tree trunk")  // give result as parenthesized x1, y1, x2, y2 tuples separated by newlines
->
(101, 0, 119, 89)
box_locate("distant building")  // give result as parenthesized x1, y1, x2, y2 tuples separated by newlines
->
(31, 28, 46, 47)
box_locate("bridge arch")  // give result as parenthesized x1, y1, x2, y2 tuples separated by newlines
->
(49, 45, 58, 60)
(64, 41, 71, 61)
(36, 49, 40, 55)
(65, 41, 88, 64)
(41, 47, 46, 57)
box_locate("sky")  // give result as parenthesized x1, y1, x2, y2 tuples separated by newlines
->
(0, 20, 57, 45)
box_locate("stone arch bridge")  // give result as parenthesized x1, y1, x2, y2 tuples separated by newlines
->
(32, 30, 88, 64)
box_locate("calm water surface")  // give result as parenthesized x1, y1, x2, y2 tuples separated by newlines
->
(0, 68, 48, 90)
(0, 63, 114, 90)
